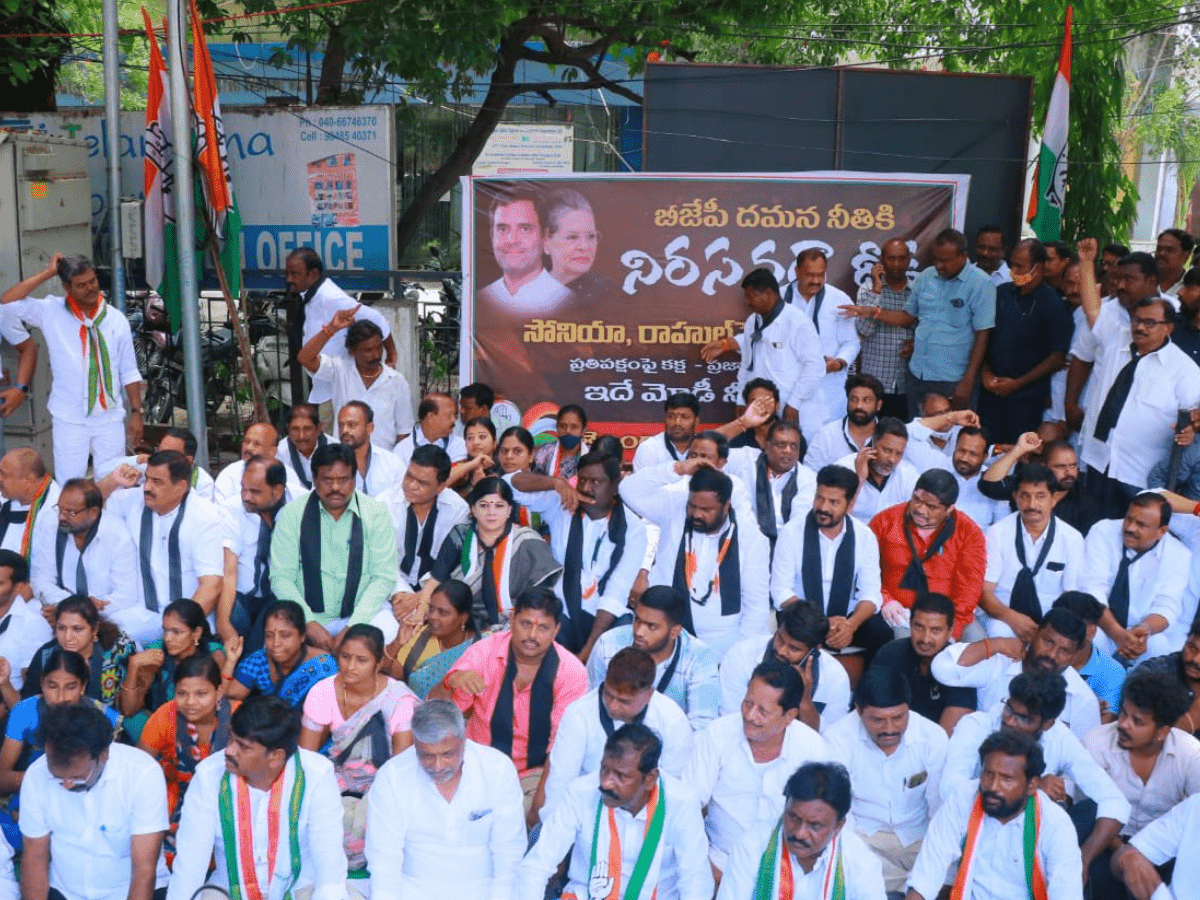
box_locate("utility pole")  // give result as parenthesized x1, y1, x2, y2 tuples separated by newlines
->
(102, 0, 126, 312)
(166, 0, 210, 469)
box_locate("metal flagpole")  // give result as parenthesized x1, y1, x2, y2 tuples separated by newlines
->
(166, 0, 210, 469)
(102, 0, 125, 312)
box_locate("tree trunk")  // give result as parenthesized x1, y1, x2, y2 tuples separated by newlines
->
(316, 25, 350, 105)
(393, 39, 526, 258)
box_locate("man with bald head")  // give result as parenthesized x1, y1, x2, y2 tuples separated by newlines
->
(217, 455, 299, 648)
(212, 422, 305, 505)
(851, 237, 915, 419)
(0, 448, 59, 561)
(394, 392, 467, 467)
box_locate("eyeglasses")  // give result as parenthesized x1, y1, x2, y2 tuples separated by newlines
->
(1132, 317, 1171, 328)
(1002, 700, 1039, 729)
(56, 758, 103, 792)
(52, 505, 91, 519)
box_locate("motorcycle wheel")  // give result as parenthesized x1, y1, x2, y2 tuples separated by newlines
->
(144, 378, 175, 424)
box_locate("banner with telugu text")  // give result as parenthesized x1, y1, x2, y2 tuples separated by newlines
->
(462, 172, 969, 445)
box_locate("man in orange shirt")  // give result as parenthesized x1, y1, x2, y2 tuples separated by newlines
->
(444, 586, 589, 824)
(869, 468, 987, 640)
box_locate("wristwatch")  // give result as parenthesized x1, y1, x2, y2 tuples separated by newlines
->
(129, 407, 143, 415)
(15, 384, 28, 394)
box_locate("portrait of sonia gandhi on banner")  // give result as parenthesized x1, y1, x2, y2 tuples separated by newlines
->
(461, 173, 968, 438)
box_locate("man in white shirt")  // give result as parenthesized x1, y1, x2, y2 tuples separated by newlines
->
(718, 601, 851, 733)
(981, 462, 1085, 640)
(948, 426, 1007, 528)
(366, 700, 525, 900)
(394, 392, 468, 467)
(687, 661, 831, 875)
(169, 695, 347, 900)
(543, 647, 693, 816)
(278, 403, 331, 490)
(906, 729, 1083, 900)
(1085, 493, 1194, 664)
(1086, 670, 1200, 896)
(298, 304, 414, 449)
(782, 248, 860, 429)
(0, 550, 49, 691)
(377, 444, 469, 596)
(212, 422, 305, 505)
(618, 463, 768, 659)
(931, 607, 1101, 740)
(837, 418, 919, 524)
(587, 586, 721, 732)
(941, 672, 1128, 878)
(0, 448, 59, 559)
(105, 450, 225, 644)
(724, 419, 816, 559)
(975, 225, 1012, 286)
(700, 267, 824, 440)
(510, 451, 646, 658)
(804, 373, 884, 472)
(479, 189, 572, 316)
(1, 255, 143, 480)
(30, 478, 135, 640)
(521, 723, 713, 900)
(20, 702, 166, 900)
(771, 465, 891, 662)
(824, 667, 947, 896)
(719, 761, 886, 900)
(285, 246, 395, 405)
(337, 400, 406, 497)
(1076, 239, 1200, 515)
(1114, 793, 1200, 900)
(216, 457, 299, 649)
(632, 393, 700, 471)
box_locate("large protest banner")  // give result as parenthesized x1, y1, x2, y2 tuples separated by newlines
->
(462, 172, 968, 442)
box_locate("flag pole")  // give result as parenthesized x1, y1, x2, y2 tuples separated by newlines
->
(203, 233, 270, 424)
(103, 0, 126, 312)
(166, 0, 210, 469)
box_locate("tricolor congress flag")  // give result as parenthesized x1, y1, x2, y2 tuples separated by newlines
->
(1027, 6, 1072, 241)
(141, 9, 182, 329)
(190, 0, 242, 299)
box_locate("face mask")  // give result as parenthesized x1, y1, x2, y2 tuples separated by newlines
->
(1010, 267, 1038, 288)
(558, 433, 582, 451)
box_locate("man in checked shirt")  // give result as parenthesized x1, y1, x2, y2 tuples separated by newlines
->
(852, 239, 914, 421)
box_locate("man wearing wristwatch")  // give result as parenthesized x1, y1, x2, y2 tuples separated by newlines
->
(1, 254, 143, 479)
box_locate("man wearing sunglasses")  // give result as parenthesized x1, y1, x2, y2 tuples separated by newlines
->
(18, 701, 166, 900)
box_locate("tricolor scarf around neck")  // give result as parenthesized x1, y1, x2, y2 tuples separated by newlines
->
(218, 755, 307, 900)
(755, 453, 797, 543)
(489, 640, 560, 770)
(299, 491, 363, 619)
(19, 475, 52, 559)
(800, 512, 856, 618)
(754, 815, 845, 900)
(460, 522, 513, 626)
(587, 780, 667, 900)
(671, 513, 740, 636)
(899, 512, 957, 597)
(65, 293, 117, 414)
(950, 794, 1048, 900)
